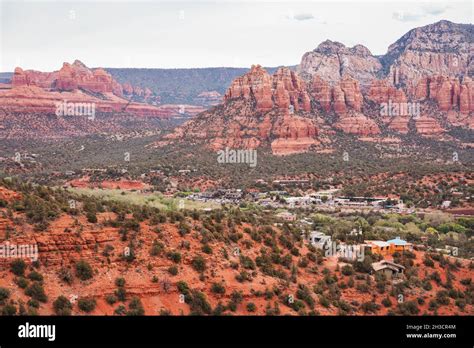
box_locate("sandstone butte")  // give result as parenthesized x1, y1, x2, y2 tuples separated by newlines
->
(3, 60, 204, 118)
(168, 65, 472, 154)
(165, 21, 473, 154)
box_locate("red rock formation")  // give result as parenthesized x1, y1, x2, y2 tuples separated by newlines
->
(340, 76, 363, 111)
(334, 112, 380, 135)
(225, 65, 273, 112)
(386, 21, 471, 87)
(331, 86, 347, 114)
(225, 65, 312, 113)
(415, 115, 444, 135)
(411, 75, 474, 113)
(310, 75, 363, 115)
(12, 67, 56, 88)
(311, 76, 331, 111)
(367, 80, 407, 104)
(272, 67, 312, 112)
(12, 60, 132, 98)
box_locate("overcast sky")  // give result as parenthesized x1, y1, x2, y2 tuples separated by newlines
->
(0, 0, 472, 71)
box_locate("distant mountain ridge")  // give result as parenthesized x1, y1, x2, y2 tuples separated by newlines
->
(105, 66, 289, 105)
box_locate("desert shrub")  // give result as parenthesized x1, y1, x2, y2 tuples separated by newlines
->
(189, 290, 212, 315)
(240, 255, 256, 270)
(86, 211, 97, 223)
(296, 284, 315, 308)
(353, 256, 374, 273)
(115, 277, 126, 287)
(150, 240, 164, 256)
(246, 302, 256, 312)
(192, 255, 206, 273)
(423, 257, 435, 267)
(430, 271, 442, 285)
(114, 305, 127, 316)
(318, 295, 331, 308)
(115, 287, 127, 302)
(356, 283, 369, 293)
(235, 270, 252, 283)
(10, 259, 26, 276)
(15, 277, 29, 289)
(78, 298, 97, 313)
(211, 282, 226, 295)
(178, 221, 191, 236)
(341, 265, 354, 276)
(361, 301, 380, 313)
(75, 260, 93, 281)
(168, 265, 178, 276)
(382, 297, 392, 308)
(53, 296, 72, 315)
(25, 282, 47, 303)
(176, 281, 190, 298)
(159, 309, 172, 316)
(202, 244, 213, 254)
(0, 287, 11, 303)
(27, 271, 43, 282)
(127, 297, 145, 316)
(397, 301, 419, 315)
(436, 291, 450, 306)
(455, 299, 466, 310)
(27, 299, 39, 309)
(167, 251, 182, 264)
(105, 294, 117, 305)
(58, 267, 73, 284)
(1, 302, 17, 315)
(422, 279, 433, 291)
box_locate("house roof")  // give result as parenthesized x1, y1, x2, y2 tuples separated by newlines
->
(372, 260, 405, 272)
(366, 240, 390, 247)
(387, 237, 410, 246)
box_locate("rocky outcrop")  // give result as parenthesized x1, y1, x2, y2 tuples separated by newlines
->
(415, 115, 444, 135)
(164, 97, 319, 155)
(56, 62, 124, 96)
(298, 40, 382, 87)
(410, 76, 474, 113)
(367, 80, 407, 104)
(310, 76, 363, 114)
(224, 65, 273, 112)
(224, 65, 312, 113)
(334, 111, 380, 135)
(10, 60, 165, 103)
(1, 61, 204, 120)
(384, 21, 472, 87)
(12, 67, 56, 89)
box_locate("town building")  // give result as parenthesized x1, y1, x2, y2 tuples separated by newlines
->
(371, 260, 405, 279)
(364, 237, 413, 256)
(276, 211, 296, 222)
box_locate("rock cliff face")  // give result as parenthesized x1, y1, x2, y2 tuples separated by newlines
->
(383, 21, 473, 87)
(166, 66, 320, 155)
(165, 21, 473, 154)
(224, 65, 312, 113)
(298, 40, 382, 88)
(2, 61, 199, 119)
(11, 60, 159, 105)
(411, 76, 474, 113)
